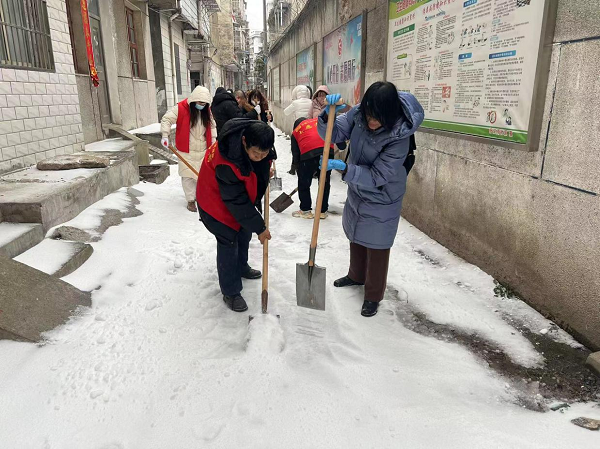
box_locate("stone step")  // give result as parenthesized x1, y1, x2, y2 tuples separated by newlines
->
(0, 150, 138, 232)
(13, 239, 93, 278)
(0, 223, 44, 258)
(0, 255, 91, 342)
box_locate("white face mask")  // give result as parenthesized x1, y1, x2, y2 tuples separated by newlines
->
(195, 103, 205, 110)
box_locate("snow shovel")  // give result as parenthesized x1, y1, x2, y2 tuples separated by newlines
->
(296, 98, 342, 311)
(250, 186, 278, 322)
(270, 161, 283, 191)
(167, 144, 199, 177)
(270, 187, 298, 213)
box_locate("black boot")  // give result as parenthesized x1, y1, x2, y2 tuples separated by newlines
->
(334, 276, 364, 288)
(223, 295, 248, 312)
(241, 268, 262, 280)
(361, 300, 379, 317)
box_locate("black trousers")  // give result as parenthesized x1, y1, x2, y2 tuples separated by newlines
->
(298, 157, 331, 213)
(199, 208, 252, 297)
(215, 227, 252, 297)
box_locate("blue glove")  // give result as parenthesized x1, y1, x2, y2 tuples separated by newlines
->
(319, 156, 346, 171)
(325, 94, 346, 113)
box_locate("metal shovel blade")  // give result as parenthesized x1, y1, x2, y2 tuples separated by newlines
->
(270, 176, 283, 191)
(296, 262, 326, 311)
(270, 192, 293, 212)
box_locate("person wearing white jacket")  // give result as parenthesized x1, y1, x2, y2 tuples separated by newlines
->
(284, 85, 313, 174)
(161, 86, 217, 212)
(284, 85, 314, 121)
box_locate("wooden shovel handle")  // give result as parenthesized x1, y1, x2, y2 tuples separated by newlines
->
(262, 184, 270, 313)
(168, 144, 199, 178)
(308, 99, 343, 266)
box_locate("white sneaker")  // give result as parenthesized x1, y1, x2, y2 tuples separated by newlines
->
(319, 212, 329, 220)
(292, 210, 314, 219)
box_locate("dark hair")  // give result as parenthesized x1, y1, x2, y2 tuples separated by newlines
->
(305, 85, 313, 98)
(190, 103, 211, 130)
(248, 89, 269, 112)
(294, 117, 307, 129)
(243, 121, 274, 151)
(360, 81, 404, 131)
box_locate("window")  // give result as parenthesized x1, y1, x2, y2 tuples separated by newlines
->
(125, 8, 139, 77)
(174, 43, 182, 96)
(0, 0, 54, 71)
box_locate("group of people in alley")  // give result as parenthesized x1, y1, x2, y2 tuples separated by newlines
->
(160, 82, 424, 317)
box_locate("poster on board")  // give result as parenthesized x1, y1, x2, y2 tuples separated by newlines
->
(296, 46, 315, 91)
(386, 0, 546, 144)
(323, 15, 363, 106)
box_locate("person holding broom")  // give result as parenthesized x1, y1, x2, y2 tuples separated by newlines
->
(317, 82, 424, 317)
(161, 86, 216, 212)
(196, 119, 276, 312)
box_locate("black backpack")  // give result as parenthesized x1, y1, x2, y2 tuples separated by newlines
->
(403, 134, 416, 175)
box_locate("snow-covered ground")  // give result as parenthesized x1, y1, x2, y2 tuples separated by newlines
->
(0, 129, 598, 448)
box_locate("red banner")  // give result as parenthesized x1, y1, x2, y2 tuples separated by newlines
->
(80, 0, 99, 87)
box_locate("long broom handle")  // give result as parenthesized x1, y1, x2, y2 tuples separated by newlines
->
(167, 144, 199, 178)
(261, 184, 270, 314)
(308, 99, 343, 267)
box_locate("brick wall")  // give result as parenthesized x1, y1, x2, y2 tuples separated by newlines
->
(0, 0, 85, 174)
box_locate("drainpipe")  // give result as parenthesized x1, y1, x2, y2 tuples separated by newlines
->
(169, 12, 180, 107)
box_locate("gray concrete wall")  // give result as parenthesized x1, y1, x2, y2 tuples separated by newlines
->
(267, 0, 600, 349)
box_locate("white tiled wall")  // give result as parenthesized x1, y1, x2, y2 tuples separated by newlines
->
(160, 15, 191, 109)
(0, 0, 85, 174)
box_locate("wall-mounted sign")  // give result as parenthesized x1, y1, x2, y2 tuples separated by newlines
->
(386, 0, 549, 145)
(323, 15, 364, 106)
(272, 66, 280, 103)
(296, 45, 315, 91)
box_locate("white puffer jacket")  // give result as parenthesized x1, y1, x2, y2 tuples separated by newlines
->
(284, 85, 313, 121)
(161, 86, 217, 179)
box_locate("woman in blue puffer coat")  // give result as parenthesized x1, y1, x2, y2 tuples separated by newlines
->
(317, 82, 424, 317)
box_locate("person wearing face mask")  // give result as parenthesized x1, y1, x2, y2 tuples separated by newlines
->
(161, 86, 217, 212)
(317, 82, 424, 318)
(196, 119, 276, 313)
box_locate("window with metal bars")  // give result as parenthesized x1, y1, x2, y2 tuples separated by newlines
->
(126, 8, 139, 78)
(0, 0, 54, 71)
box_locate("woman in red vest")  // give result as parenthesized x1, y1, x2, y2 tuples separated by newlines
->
(290, 117, 334, 219)
(161, 86, 217, 212)
(197, 119, 275, 313)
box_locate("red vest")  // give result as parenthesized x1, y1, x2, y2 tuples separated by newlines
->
(292, 118, 333, 156)
(197, 142, 258, 231)
(175, 99, 213, 153)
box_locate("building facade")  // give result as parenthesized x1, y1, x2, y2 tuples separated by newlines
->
(0, 0, 85, 174)
(266, 0, 600, 350)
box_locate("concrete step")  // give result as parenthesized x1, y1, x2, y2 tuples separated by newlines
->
(0, 255, 91, 342)
(0, 150, 138, 232)
(13, 239, 93, 278)
(0, 223, 44, 258)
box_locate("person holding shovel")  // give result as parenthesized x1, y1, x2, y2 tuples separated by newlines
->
(161, 86, 216, 212)
(196, 119, 276, 313)
(290, 116, 333, 220)
(317, 82, 424, 317)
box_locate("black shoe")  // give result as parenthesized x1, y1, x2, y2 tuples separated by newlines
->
(361, 300, 379, 317)
(223, 295, 248, 312)
(333, 276, 364, 288)
(241, 268, 262, 280)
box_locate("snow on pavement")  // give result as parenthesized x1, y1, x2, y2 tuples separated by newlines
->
(0, 128, 597, 448)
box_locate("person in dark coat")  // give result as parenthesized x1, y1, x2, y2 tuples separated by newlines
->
(211, 87, 258, 135)
(290, 117, 333, 220)
(248, 90, 273, 124)
(197, 119, 276, 312)
(317, 82, 424, 318)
